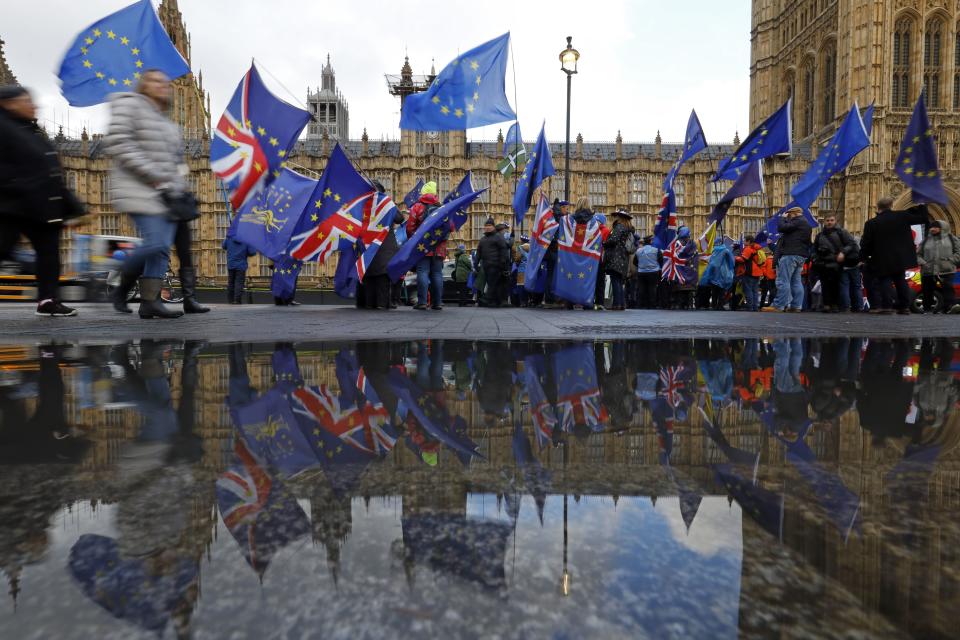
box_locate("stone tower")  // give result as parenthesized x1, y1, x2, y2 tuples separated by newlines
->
(156, 0, 210, 139)
(749, 0, 960, 232)
(0, 37, 16, 85)
(306, 55, 350, 140)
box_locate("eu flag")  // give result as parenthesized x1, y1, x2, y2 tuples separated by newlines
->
(790, 103, 871, 209)
(57, 0, 190, 107)
(211, 64, 312, 209)
(287, 144, 374, 264)
(400, 33, 516, 131)
(233, 168, 318, 260)
(232, 388, 318, 479)
(663, 109, 707, 192)
(707, 160, 764, 225)
(270, 254, 302, 300)
(512, 123, 555, 225)
(386, 189, 486, 281)
(403, 179, 425, 208)
(444, 172, 475, 205)
(714, 99, 792, 181)
(895, 93, 947, 206)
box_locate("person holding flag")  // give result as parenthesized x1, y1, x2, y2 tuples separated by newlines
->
(405, 181, 451, 310)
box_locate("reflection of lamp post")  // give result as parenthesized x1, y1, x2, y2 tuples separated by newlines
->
(559, 36, 580, 203)
(558, 437, 572, 596)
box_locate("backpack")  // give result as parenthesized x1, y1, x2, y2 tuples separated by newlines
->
(753, 248, 767, 266)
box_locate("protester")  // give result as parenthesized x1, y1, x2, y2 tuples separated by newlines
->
(603, 210, 634, 311)
(406, 181, 450, 310)
(665, 226, 698, 310)
(362, 210, 405, 310)
(634, 235, 662, 310)
(859, 197, 930, 314)
(222, 236, 255, 304)
(542, 199, 570, 307)
(453, 243, 474, 306)
(104, 70, 186, 319)
(735, 234, 765, 311)
(917, 219, 960, 314)
(476, 217, 511, 307)
(0, 85, 85, 317)
(567, 197, 598, 310)
(496, 222, 514, 305)
(511, 241, 530, 307)
(762, 206, 811, 312)
(812, 215, 858, 313)
(698, 239, 735, 310)
(593, 213, 611, 310)
(759, 231, 777, 307)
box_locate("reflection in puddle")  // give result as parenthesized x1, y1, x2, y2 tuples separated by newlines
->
(0, 338, 958, 639)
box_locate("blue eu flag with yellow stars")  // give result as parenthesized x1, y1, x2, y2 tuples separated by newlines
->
(714, 99, 792, 181)
(512, 123, 555, 225)
(444, 172, 475, 205)
(791, 102, 872, 209)
(663, 109, 707, 192)
(233, 168, 318, 261)
(270, 254, 302, 301)
(399, 33, 516, 131)
(896, 93, 947, 206)
(57, 0, 190, 107)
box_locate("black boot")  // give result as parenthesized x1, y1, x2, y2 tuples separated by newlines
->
(179, 268, 210, 314)
(112, 270, 138, 313)
(138, 277, 183, 319)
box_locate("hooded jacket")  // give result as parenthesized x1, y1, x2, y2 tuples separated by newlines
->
(406, 193, 452, 258)
(917, 220, 960, 276)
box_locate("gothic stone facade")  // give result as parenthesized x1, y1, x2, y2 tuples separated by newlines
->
(751, 0, 960, 234)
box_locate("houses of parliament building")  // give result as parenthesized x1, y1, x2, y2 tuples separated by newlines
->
(2, 0, 960, 289)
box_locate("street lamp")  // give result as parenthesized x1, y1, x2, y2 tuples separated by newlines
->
(559, 36, 580, 203)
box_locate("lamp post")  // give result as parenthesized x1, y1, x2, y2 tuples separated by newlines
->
(559, 36, 580, 203)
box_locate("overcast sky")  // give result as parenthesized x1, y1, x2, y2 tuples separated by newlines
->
(2, 0, 751, 144)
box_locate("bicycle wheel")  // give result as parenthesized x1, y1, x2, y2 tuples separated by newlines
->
(160, 275, 184, 304)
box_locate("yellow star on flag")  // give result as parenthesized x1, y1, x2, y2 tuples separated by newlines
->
(310, 213, 318, 222)
(417, 243, 426, 251)
(92, 29, 101, 37)
(85, 37, 94, 45)
(316, 231, 325, 239)
(108, 78, 117, 86)
(107, 30, 116, 39)
(131, 48, 140, 56)
(227, 126, 236, 137)
(475, 75, 482, 85)
(440, 105, 450, 115)
(83, 60, 93, 68)
(253, 162, 263, 172)
(95, 72, 105, 79)
(135, 60, 144, 68)
(473, 91, 479, 101)
(278, 150, 286, 157)
(905, 167, 913, 174)
(323, 188, 332, 198)
(120, 36, 129, 45)
(334, 194, 341, 202)
(269, 137, 279, 146)
(133, 72, 141, 79)
(257, 126, 266, 136)
(470, 60, 479, 71)
(431, 96, 440, 104)
(123, 78, 132, 86)
(913, 136, 920, 143)
(454, 108, 464, 118)
(466, 104, 475, 113)
(80, 47, 88, 55)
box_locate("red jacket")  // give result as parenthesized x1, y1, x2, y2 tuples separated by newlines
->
(406, 194, 453, 258)
(736, 242, 765, 277)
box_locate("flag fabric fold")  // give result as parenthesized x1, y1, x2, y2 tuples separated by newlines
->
(524, 194, 560, 294)
(895, 94, 947, 206)
(553, 215, 603, 306)
(652, 110, 706, 249)
(512, 123, 555, 225)
(57, 0, 190, 107)
(403, 179, 425, 208)
(399, 33, 515, 131)
(211, 64, 311, 210)
(714, 99, 791, 181)
(707, 160, 764, 225)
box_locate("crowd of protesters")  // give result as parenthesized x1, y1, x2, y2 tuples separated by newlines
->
(2, 74, 959, 318)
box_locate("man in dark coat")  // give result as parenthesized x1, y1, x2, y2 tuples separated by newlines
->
(860, 197, 929, 314)
(476, 217, 511, 307)
(812, 215, 858, 312)
(762, 207, 812, 312)
(362, 211, 404, 309)
(0, 85, 85, 316)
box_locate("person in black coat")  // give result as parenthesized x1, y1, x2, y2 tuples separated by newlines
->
(362, 211, 405, 310)
(476, 217, 511, 307)
(0, 85, 85, 316)
(860, 197, 930, 313)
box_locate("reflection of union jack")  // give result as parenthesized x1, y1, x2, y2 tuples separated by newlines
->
(531, 194, 559, 249)
(217, 439, 272, 531)
(356, 192, 399, 281)
(557, 215, 602, 258)
(212, 71, 269, 210)
(288, 193, 371, 263)
(532, 399, 558, 448)
(292, 385, 395, 456)
(661, 238, 688, 283)
(557, 388, 607, 431)
(659, 365, 687, 408)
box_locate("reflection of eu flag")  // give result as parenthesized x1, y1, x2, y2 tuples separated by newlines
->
(553, 345, 607, 433)
(387, 189, 486, 281)
(512, 124, 555, 225)
(233, 168, 318, 260)
(713, 464, 784, 540)
(403, 179, 425, 208)
(233, 388, 318, 479)
(791, 103, 872, 209)
(714, 99, 792, 181)
(663, 109, 707, 192)
(57, 0, 190, 107)
(211, 64, 312, 209)
(400, 33, 515, 131)
(895, 93, 948, 206)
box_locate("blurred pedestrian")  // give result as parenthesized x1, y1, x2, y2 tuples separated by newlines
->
(222, 236, 255, 304)
(0, 85, 85, 316)
(104, 69, 186, 319)
(735, 234, 765, 311)
(453, 243, 473, 306)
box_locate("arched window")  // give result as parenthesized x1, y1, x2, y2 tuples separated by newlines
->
(954, 28, 960, 109)
(923, 18, 944, 107)
(892, 17, 914, 108)
(820, 42, 837, 126)
(801, 60, 815, 136)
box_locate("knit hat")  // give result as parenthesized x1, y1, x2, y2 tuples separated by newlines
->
(457, 243, 466, 250)
(678, 226, 691, 239)
(485, 217, 495, 226)
(421, 181, 438, 196)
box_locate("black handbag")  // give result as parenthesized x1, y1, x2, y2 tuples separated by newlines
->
(162, 190, 200, 222)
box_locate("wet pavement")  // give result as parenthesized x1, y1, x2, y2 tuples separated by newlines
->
(1, 337, 959, 639)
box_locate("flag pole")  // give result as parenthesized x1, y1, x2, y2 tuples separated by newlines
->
(509, 36, 523, 240)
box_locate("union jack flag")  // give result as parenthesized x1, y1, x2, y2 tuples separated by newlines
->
(661, 238, 689, 283)
(287, 192, 368, 263)
(292, 385, 395, 457)
(531, 194, 559, 249)
(211, 64, 311, 210)
(217, 438, 272, 532)
(554, 215, 604, 306)
(651, 191, 678, 249)
(659, 364, 687, 409)
(356, 191, 399, 281)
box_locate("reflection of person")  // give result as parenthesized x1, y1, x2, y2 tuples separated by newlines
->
(857, 339, 915, 443)
(0, 85, 85, 317)
(771, 339, 809, 437)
